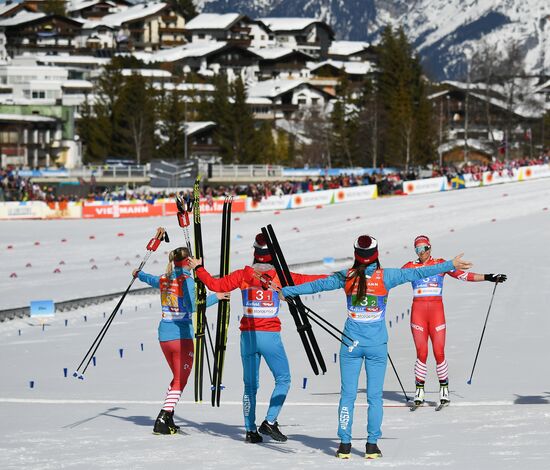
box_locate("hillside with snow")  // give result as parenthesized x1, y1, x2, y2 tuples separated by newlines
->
(195, 0, 550, 80)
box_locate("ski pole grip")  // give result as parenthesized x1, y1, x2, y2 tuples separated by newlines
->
(147, 238, 161, 251)
(177, 211, 190, 227)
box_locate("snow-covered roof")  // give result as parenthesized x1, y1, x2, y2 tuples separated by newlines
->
(328, 40, 370, 56)
(84, 2, 166, 28)
(246, 96, 273, 105)
(184, 13, 241, 30)
(185, 121, 216, 136)
(34, 55, 111, 66)
(310, 60, 372, 75)
(0, 113, 56, 123)
(0, 2, 21, 17)
(61, 80, 94, 89)
(153, 82, 215, 92)
(133, 42, 227, 64)
(258, 17, 322, 32)
(121, 68, 171, 78)
(469, 92, 541, 119)
(248, 46, 310, 60)
(0, 11, 45, 27)
(427, 90, 450, 100)
(246, 79, 307, 98)
(534, 79, 550, 94)
(68, 0, 117, 13)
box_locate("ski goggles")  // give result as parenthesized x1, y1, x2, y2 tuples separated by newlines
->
(415, 245, 431, 255)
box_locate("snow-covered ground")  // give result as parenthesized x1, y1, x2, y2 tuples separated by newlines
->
(1, 179, 549, 469)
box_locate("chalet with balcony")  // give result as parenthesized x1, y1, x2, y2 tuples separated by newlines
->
(256, 17, 334, 60)
(135, 41, 260, 81)
(184, 13, 273, 48)
(327, 40, 376, 62)
(250, 47, 312, 80)
(246, 78, 333, 120)
(0, 11, 83, 55)
(79, 2, 186, 51)
(67, 0, 132, 21)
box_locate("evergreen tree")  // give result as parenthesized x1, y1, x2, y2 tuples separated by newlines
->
(42, 0, 66, 15)
(158, 88, 187, 160)
(376, 26, 435, 169)
(329, 72, 359, 167)
(231, 76, 257, 163)
(78, 96, 109, 163)
(201, 74, 234, 162)
(118, 74, 156, 164)
(168, 0, 198, 20)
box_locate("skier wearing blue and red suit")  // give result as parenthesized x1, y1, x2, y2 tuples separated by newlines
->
(281, 235, 474, 459)
(402, 235, 507, 406)
(188, 233, 327, 444)
(134, 246, 229, 435)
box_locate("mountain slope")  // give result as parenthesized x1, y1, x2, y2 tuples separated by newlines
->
(195, 0, 550, 80)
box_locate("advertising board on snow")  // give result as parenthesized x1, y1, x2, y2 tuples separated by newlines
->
(82, 202, 164, 219)
(518, 164, 550, 181)
(0, 201, 46, 219)
(290, 190, 333, 209)
(403, 177, 447, 195)
(245, 195, 290, 212)
(482, 169, 518, 186)
(332, 185, 378, 203)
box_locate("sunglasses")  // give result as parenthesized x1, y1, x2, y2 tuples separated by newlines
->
(415, 245, 431, 255)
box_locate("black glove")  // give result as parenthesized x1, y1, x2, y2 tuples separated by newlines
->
(484, 274, 507, 283)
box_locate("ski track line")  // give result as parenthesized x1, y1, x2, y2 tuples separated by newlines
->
(0, 398, 534, 407)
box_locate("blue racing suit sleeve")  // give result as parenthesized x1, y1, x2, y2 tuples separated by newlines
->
(137, 271, 160, 289)
(182, 275, 218, 311)
(383, 260, 455, 290)
(206, 293, 219, 308)
(282, 270, 346, 297)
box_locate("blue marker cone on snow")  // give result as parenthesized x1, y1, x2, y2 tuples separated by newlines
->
(84, 315, 87, 322)
(135, 306, 137, 312)
(302, 377, 307, 389)
(334, 353, 337, 363)
(73, 372, 78, 378)
(63, 368, 68, 378)
(103, 312, 106, 318)
(140, 343, 144, 351)
(119, 348, 124, 358)
(396, 315, 398, 323)
(18, 329, 21, 336)
(92, 356, 96, 367)
(402, 312, 405, 320)
(29, 380, 34, 389)
(64, 319, 68, 327)
(389, 320, 392, 328)
(42, 324, 45, 331)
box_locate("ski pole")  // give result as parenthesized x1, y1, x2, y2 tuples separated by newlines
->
(387, 353, 410, 402)
(288, 300, 358, 351)
(176, 193, 193, 254)
(467, 283, 498, 385)
(73, 227, 168, 379)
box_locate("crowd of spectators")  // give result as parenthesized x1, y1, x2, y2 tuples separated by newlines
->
(1, 155, 548, 204)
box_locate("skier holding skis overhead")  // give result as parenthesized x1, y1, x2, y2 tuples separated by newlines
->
(188, 234, 327, 444)
(280, 236, 473, 460)
(402, 235, 507, 410)
(134, 247, 229, 435)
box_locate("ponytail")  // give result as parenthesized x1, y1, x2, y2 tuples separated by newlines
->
(165, 247, 190, 277)
(345, 259, 381, 305)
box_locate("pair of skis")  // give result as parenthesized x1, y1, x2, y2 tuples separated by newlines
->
(410, 401, 449, 412)
(260, 224, 327, 375)
(211, 197, 232, 406)
(180, 178, 232, 405)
